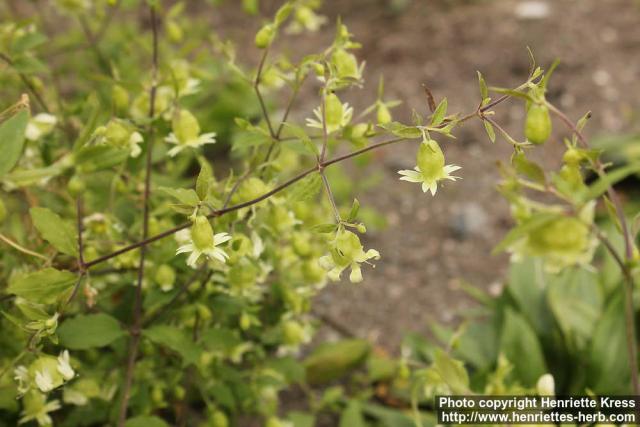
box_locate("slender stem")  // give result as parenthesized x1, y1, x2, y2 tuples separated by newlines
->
(320, 172, 340, 223)
(76, 197, 85, 271)
(548, 102, 639, 395)
(0, 232, 48, 260)
(254, 48, 275, 139)
(319, 89, 329, 162)
(117, 6, 159, 426)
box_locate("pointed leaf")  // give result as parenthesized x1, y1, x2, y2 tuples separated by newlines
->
(7, 268, 76, 304)
(58, 313, 125, 349)
(0, 109, 29, 176)
(30, 207, 78, 256)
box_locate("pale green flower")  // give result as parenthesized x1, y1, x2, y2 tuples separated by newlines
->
(57, 350, 74, 381)
(319, 229, 380, 283)
(176, 216, 231, 268)
(165, 109, 216, 157)
(19, 391, 61, 426)
(398, 139, 461, 196)
(306, 93, 353, 133)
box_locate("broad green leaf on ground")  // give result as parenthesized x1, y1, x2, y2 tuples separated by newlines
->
(433, 348, 469, 394)
(304, 339, 370, 385)
(0, 109, 29, 176)
(30, 207, 78, 256)
(587, 294, 630, 394)
(500, 308, 547, 386)
(58, 313, 125, 349)
(7, 268, 76, 304)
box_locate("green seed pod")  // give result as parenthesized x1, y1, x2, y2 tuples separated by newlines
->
(255, 23, 275, 49)
(173, 109, 201, 144)
(104, 120, 131, 148)
(333, 48, 359, 80)
(111, 84, 129, 114)
(0, 198, 7, 224)
(416, 140, 445, 180)
(240, 312, 251, 331)
(282, 320, 305, 345)
(562, 148, 582, 165)
(191, 216, 214, 250)
(335, 229, 362, 261)
(67, 175, 86, 197)
(525, 103, 552, 145)
(211, 410, 229, 427)
(154, 264, 176, 289)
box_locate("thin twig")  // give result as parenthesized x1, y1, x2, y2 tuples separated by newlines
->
(254, 48, 275, 138)
(117, 5, 159, 426)
(0, 53, 50, 112)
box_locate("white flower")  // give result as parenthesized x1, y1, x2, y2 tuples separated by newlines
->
(34, 370, 54, 393)
(398, 139, 461, 196)
(128, 131, 144, 158)
(57, 350, 74, 381)
(14, 365, 30, 395)
(26, 113, 57, 141)
(165, 132, 216, 157)
(165, 109, 216, 157)
(19, 392, 61, 427)
(536, 373, 555, 396)
(176, 216, 231, 268)
(305, 93, 353, 134)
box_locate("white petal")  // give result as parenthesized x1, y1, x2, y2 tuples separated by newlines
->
(186, 250, 202, 267)
(165, 133, 179, 144)
(214, 232, 232, 245)
(176, 243, 194, 254)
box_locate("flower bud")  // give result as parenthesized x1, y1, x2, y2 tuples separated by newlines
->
(282, 320, 305, 345)
(111, 84, 129, 114)
(154, 264, 176, 291)
(67, 175, 86, 197)
(255, 23, 275, 49)
(191, 216, 214, 250)
(325, 93, 345, 131)
(562, 148, 581, 165)
(104, 120, 131, 148)
(525, 103, 552, 145)
(166, 20, 183, 43)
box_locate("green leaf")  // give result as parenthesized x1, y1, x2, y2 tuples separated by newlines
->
(30, 207, 78, 256)
(493, 213, 556, 254)
(500, 308, 547, 386)
(430, 98, 447, 127)
(196, 161, 213, 201)
(159, 187, 200, 207)
(433, 348, 469, 394)
(288, 174, 322, 202)
(340, 400, 366, 427)
(513, 152, 545, 184)
(305, 339, 370, 385)
(587, 294, 630, 394)
(477, 71, 488, 100)
(580, 162, 640, 201)
(144, 325, 201, 366)
(124, 416, 169, 427)
(58, 314, 125, 349)
(0, 109, 29, 176)
(347, 198, 360, 222)
(288, 411, 315, 427)
(378, 122, 422, 139)
(7, 268, 76, 304)
(483, 120, 495, 143)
